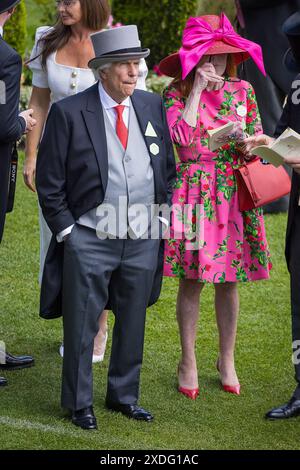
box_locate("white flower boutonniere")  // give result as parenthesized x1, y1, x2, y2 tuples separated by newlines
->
(237, 105, 247, 118)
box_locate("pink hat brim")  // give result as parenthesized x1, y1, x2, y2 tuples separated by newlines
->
(158, 44, 250, 78)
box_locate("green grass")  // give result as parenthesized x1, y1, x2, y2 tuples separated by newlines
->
(0, 154, 300, 450)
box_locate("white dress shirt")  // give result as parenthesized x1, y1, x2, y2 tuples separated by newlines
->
(98, 81, 131, 130)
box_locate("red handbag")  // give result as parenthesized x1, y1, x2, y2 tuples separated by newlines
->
(234, 159, 291, 211)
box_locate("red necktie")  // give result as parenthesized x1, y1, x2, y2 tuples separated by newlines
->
(114, 105, 128, 150)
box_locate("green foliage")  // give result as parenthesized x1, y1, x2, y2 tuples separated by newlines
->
(197, 0, 236, 21)
(146, 72, 172, 95)
(34, 0, 57, 26)
(3, 0, 27, 58)
(23, 0, 56, 86)
(19, 84, 32, 111)
(112, 0, 198, 68)
(25, 0, 53, 51)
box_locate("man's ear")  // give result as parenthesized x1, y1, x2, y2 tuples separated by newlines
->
(99, 69, 107, 81)
(6, 7, 16, 19)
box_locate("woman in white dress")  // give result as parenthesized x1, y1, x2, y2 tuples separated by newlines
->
(23, 0, 149, 362)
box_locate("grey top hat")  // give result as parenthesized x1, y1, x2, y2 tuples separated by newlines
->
(88, 25, 150, 69)
(0, 0, 21, 14)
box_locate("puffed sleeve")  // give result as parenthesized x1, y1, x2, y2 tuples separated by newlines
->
(163, 85, 197, 147)
(28, 26, 52, 88)
(136, 58, 148, 91)
(245, 82, 263, 136)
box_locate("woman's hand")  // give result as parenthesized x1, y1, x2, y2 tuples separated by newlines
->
(194, 63, 224, 92)
(283, 156, 300, 175)
(238, 134, 274, 160)
(23, 157, 37, 193)
(183, 63, 224, 127)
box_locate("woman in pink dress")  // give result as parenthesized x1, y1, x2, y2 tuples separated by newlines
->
(159, 14, 272, 399)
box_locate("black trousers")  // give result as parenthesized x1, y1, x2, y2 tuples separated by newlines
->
(61, 224, 161, 410)
(288, 211, 300, 399)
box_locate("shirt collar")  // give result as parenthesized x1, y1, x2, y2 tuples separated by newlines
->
(98, 81, 131, 110)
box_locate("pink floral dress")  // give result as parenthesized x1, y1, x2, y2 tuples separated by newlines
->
(163, 79, 271, 283)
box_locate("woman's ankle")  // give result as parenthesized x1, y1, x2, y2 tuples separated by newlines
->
(178, 358, 198, 388)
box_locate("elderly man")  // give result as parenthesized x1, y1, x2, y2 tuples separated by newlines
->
(243, 12, 300, 419)
(0, 0, 36, 387)
(36, 26, 176, 430)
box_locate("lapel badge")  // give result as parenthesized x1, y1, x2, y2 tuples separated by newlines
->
(145, 121, 158, 138)
(150, 143, 159, 156)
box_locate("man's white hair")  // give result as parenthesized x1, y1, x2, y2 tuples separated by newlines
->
(92, 63, 113, 81)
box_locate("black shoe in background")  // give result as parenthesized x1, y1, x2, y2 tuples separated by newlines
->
(0, 352, 34, 371)
(265, 397, 300, 420)
(0, 376, 7, 386)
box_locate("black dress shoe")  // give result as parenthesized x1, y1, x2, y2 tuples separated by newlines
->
(0, 376, 7, 387)
(106, 400, 154, 422)
(265, 397, 300, 420)
(0, 352, 34, 371)
(71, 406, 97, 430)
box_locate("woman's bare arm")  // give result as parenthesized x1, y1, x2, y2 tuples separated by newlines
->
(23, 86, 51, 192)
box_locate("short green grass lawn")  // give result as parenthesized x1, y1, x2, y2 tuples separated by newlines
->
(0, 154, 299, 450)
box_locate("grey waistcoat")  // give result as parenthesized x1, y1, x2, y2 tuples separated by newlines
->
(77, 102, 156, 238)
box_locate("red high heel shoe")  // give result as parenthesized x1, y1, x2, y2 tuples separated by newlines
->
(178, 386, 199, 400)
(216, 359, 241, 396)
(222, 384, 241, 395)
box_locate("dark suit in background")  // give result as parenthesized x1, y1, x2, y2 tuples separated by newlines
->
(273, 82, 300, 400)
(237, 0, 300, 212)
(0, 21, 34, 384)
(0, 33, 25, 242)
(237, 0, 300, 134)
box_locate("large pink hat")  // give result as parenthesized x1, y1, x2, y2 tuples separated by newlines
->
(159, 13, 266, 79)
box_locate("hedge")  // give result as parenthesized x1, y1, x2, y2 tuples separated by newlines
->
(197, 0, 236, 21)
(4, 0, 27, 59)
(112, 0, 198, 69)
